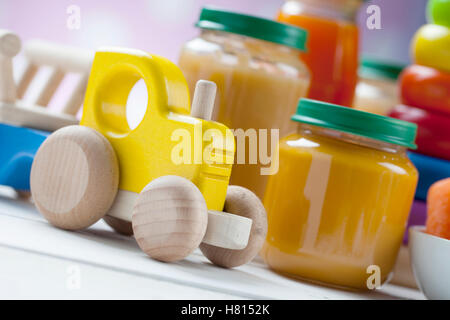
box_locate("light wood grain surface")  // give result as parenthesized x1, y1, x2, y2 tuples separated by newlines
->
(200, 186, 268, 268)
(31, 125, 119, 230)
(132, 176, 208, 262)
(190, 80, 217, 121)
(0, 30, 21, 104)
(0, 187, 425, 300)
(1, 33, 92, 131)
(103, 216, 133, 236)
(106, 188, 254, 252)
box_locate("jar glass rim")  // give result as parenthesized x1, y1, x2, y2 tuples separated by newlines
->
(291, 98, 418, 149)
(195, 7, 308, 52)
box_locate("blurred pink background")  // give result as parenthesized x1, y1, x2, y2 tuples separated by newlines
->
(0, 0, 427, 64)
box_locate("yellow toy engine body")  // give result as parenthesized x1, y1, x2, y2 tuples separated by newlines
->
(80, 48, 235, 211)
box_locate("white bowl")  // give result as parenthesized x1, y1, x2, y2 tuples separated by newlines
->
(409, 226, 450, 299)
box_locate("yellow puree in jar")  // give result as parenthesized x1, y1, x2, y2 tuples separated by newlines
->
(261, 129, 418, 289)
(179, 38, 310, 199)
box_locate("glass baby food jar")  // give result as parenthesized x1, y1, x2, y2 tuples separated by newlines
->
(278, 0, 364, 106)
(262, 99, 419, 290)
(353, 58, 404, 115)
(179, 7, 311, 200)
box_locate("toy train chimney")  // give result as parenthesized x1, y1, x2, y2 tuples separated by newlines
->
(190, 80, 217, 121)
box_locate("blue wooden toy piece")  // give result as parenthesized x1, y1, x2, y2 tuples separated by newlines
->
(0, 123, 49, 191)
(409, 151, 450, 200)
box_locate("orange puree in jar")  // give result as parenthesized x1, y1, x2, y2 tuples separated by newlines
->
(277, 0, 362, 106)
(262, 99, 418, 290)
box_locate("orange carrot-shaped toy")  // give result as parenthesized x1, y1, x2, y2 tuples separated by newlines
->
(426, 177, 450, 240)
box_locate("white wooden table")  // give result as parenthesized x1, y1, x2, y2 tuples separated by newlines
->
(0, 187, 425, 300)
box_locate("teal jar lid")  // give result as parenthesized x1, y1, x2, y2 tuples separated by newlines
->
(291, 99, 418, 149)
(359, 57, 406, 80)
(195, 7, 308, 51)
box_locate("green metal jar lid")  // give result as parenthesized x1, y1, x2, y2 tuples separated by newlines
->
(195, 7, 308, 51)
(291, 99, 418, 149)
(359, 57, 406, 80)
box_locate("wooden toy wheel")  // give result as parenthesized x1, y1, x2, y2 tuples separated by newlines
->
(200, 185, 268, 268)
(30, 125, 119, 230)
(103, 216, 133, 236)
(132, 175, 208, 262)
(16, 190, 31, 199)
